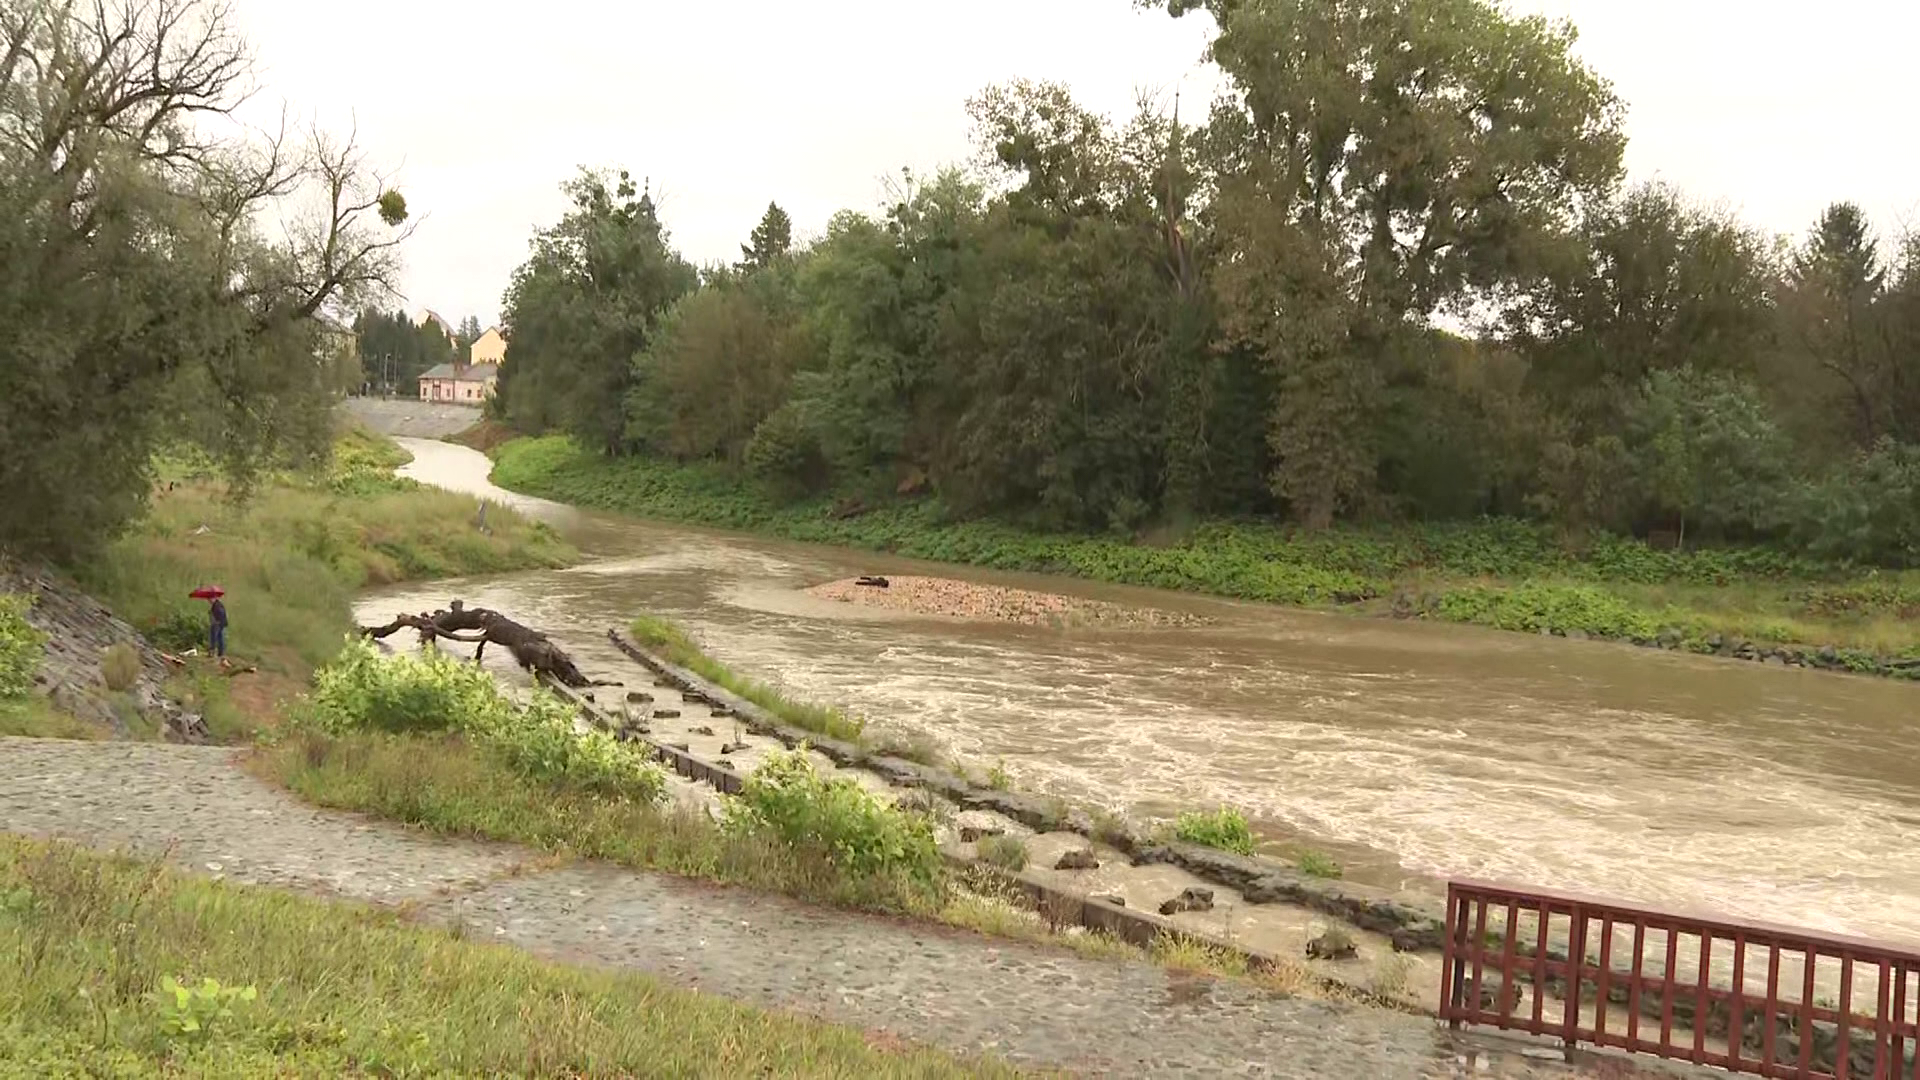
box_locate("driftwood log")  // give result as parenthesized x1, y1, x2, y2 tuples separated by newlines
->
(358, 600, 610, 688)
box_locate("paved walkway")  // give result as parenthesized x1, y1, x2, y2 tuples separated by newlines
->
(0, 738, 1699, 1079)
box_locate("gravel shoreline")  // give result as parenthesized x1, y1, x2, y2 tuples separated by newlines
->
(808, 575, 1209, 629)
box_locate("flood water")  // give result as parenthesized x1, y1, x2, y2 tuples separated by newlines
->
(363, 436, 1920, 947)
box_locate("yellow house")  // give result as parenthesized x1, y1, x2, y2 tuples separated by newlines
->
(418, 363, 497, 405)
(469, 326, 507, 365)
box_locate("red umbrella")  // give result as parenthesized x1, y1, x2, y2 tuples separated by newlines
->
(188, 586, 225, 600)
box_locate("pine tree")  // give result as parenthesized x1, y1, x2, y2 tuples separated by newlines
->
(740, 202, 793, 270)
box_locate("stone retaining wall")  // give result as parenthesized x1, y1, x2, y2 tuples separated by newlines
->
(541, 673, 1415, 1015)
(2, 563, 206, 741)
(603, 628, 1449, 951)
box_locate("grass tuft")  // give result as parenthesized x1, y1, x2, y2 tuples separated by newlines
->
(1295, 850, 1343, 879)
(257, 729, 932, 915)
(1173, 808, 1256, 857)
(975, 835, 1030, 872)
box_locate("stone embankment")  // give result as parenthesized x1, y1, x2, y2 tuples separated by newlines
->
(604, 630, 1447, 958)
(599, 628, 1874, 1074)
(2, 563, 206, 741)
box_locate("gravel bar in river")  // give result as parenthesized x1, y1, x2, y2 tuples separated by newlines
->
(808, 574, 1210, 629)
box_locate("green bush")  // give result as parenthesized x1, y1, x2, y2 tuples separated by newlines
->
(476, 691, 665, 803)
(723, 748, 941, 891)
(307, 639, 665, 804)
(322, 429, 418, 497)
(309, 638, 506, 735)
(1791, 439, 1920, 568)
(142, 609, 209, 655)
(1173, 807, 1256, 856)
(1432, 582, 1663, 640)
(0, 594, 46, 699)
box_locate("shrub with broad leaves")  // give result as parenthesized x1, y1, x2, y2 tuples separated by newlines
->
(723, 748, 940, 889)
(0, 594, 46, 699)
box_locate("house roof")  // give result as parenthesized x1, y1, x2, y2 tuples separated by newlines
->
(419, 363, 495, 382)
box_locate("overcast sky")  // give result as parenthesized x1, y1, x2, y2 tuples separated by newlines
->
(230, 0, 1919, 328)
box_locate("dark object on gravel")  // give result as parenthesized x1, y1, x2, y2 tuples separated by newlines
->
(855, 576, 891, 589)
(1159, 887, 1215, 915)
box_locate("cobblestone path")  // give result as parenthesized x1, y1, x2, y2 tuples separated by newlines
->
(0, 738, 1708, 1079)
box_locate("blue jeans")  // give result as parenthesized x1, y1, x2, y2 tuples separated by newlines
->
(210, 624, 226, 657)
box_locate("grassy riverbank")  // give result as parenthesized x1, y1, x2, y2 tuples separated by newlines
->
(0, 836, 1011, 1078)
(46, 429, 574, 740)
(493, 434, 1920, 674)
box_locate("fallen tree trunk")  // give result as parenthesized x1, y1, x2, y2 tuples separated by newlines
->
(359, 601, 609, 688)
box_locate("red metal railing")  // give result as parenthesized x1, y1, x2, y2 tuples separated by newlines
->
(1440, 879, 1920, 1079)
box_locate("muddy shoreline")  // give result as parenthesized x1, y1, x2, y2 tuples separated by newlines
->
(806, 574, 1210, 629)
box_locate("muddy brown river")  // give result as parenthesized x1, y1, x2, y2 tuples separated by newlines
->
(361, 436, 1920, 948)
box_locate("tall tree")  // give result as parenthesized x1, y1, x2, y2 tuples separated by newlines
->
(1780, 202, 1891, 448)
(0, 0, 412, 558)
(499, 170, 696, 453)
(1152, 0, 1625, 526)
(455, 314, 485, 355)
(739, 202, 793, 270)
(1513, 183, 1778, 423)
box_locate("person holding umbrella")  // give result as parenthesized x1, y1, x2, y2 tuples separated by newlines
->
(190, 586, 229, 667)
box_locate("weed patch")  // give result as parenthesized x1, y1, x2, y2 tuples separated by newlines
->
(1174, 808, 1256, 856)
(976, 835, 1030, 872)
(1295, 850, 1343, 879)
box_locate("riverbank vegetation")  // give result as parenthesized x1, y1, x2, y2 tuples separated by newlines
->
(60, 429, 572, 741)
(0, 598, 93, 739)
(258, 643, 1264, 981)
(498, 436, 1920, 669)
(265, 643, 941, 912)
(471, 0, 1920, 672)
(0, 0, 573, 741)
(0, 837, 1010, 1078)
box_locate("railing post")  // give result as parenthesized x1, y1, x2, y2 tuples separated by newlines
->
(1445, 884, 1468, 1029)
(1564, 904, 1588, 1062)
